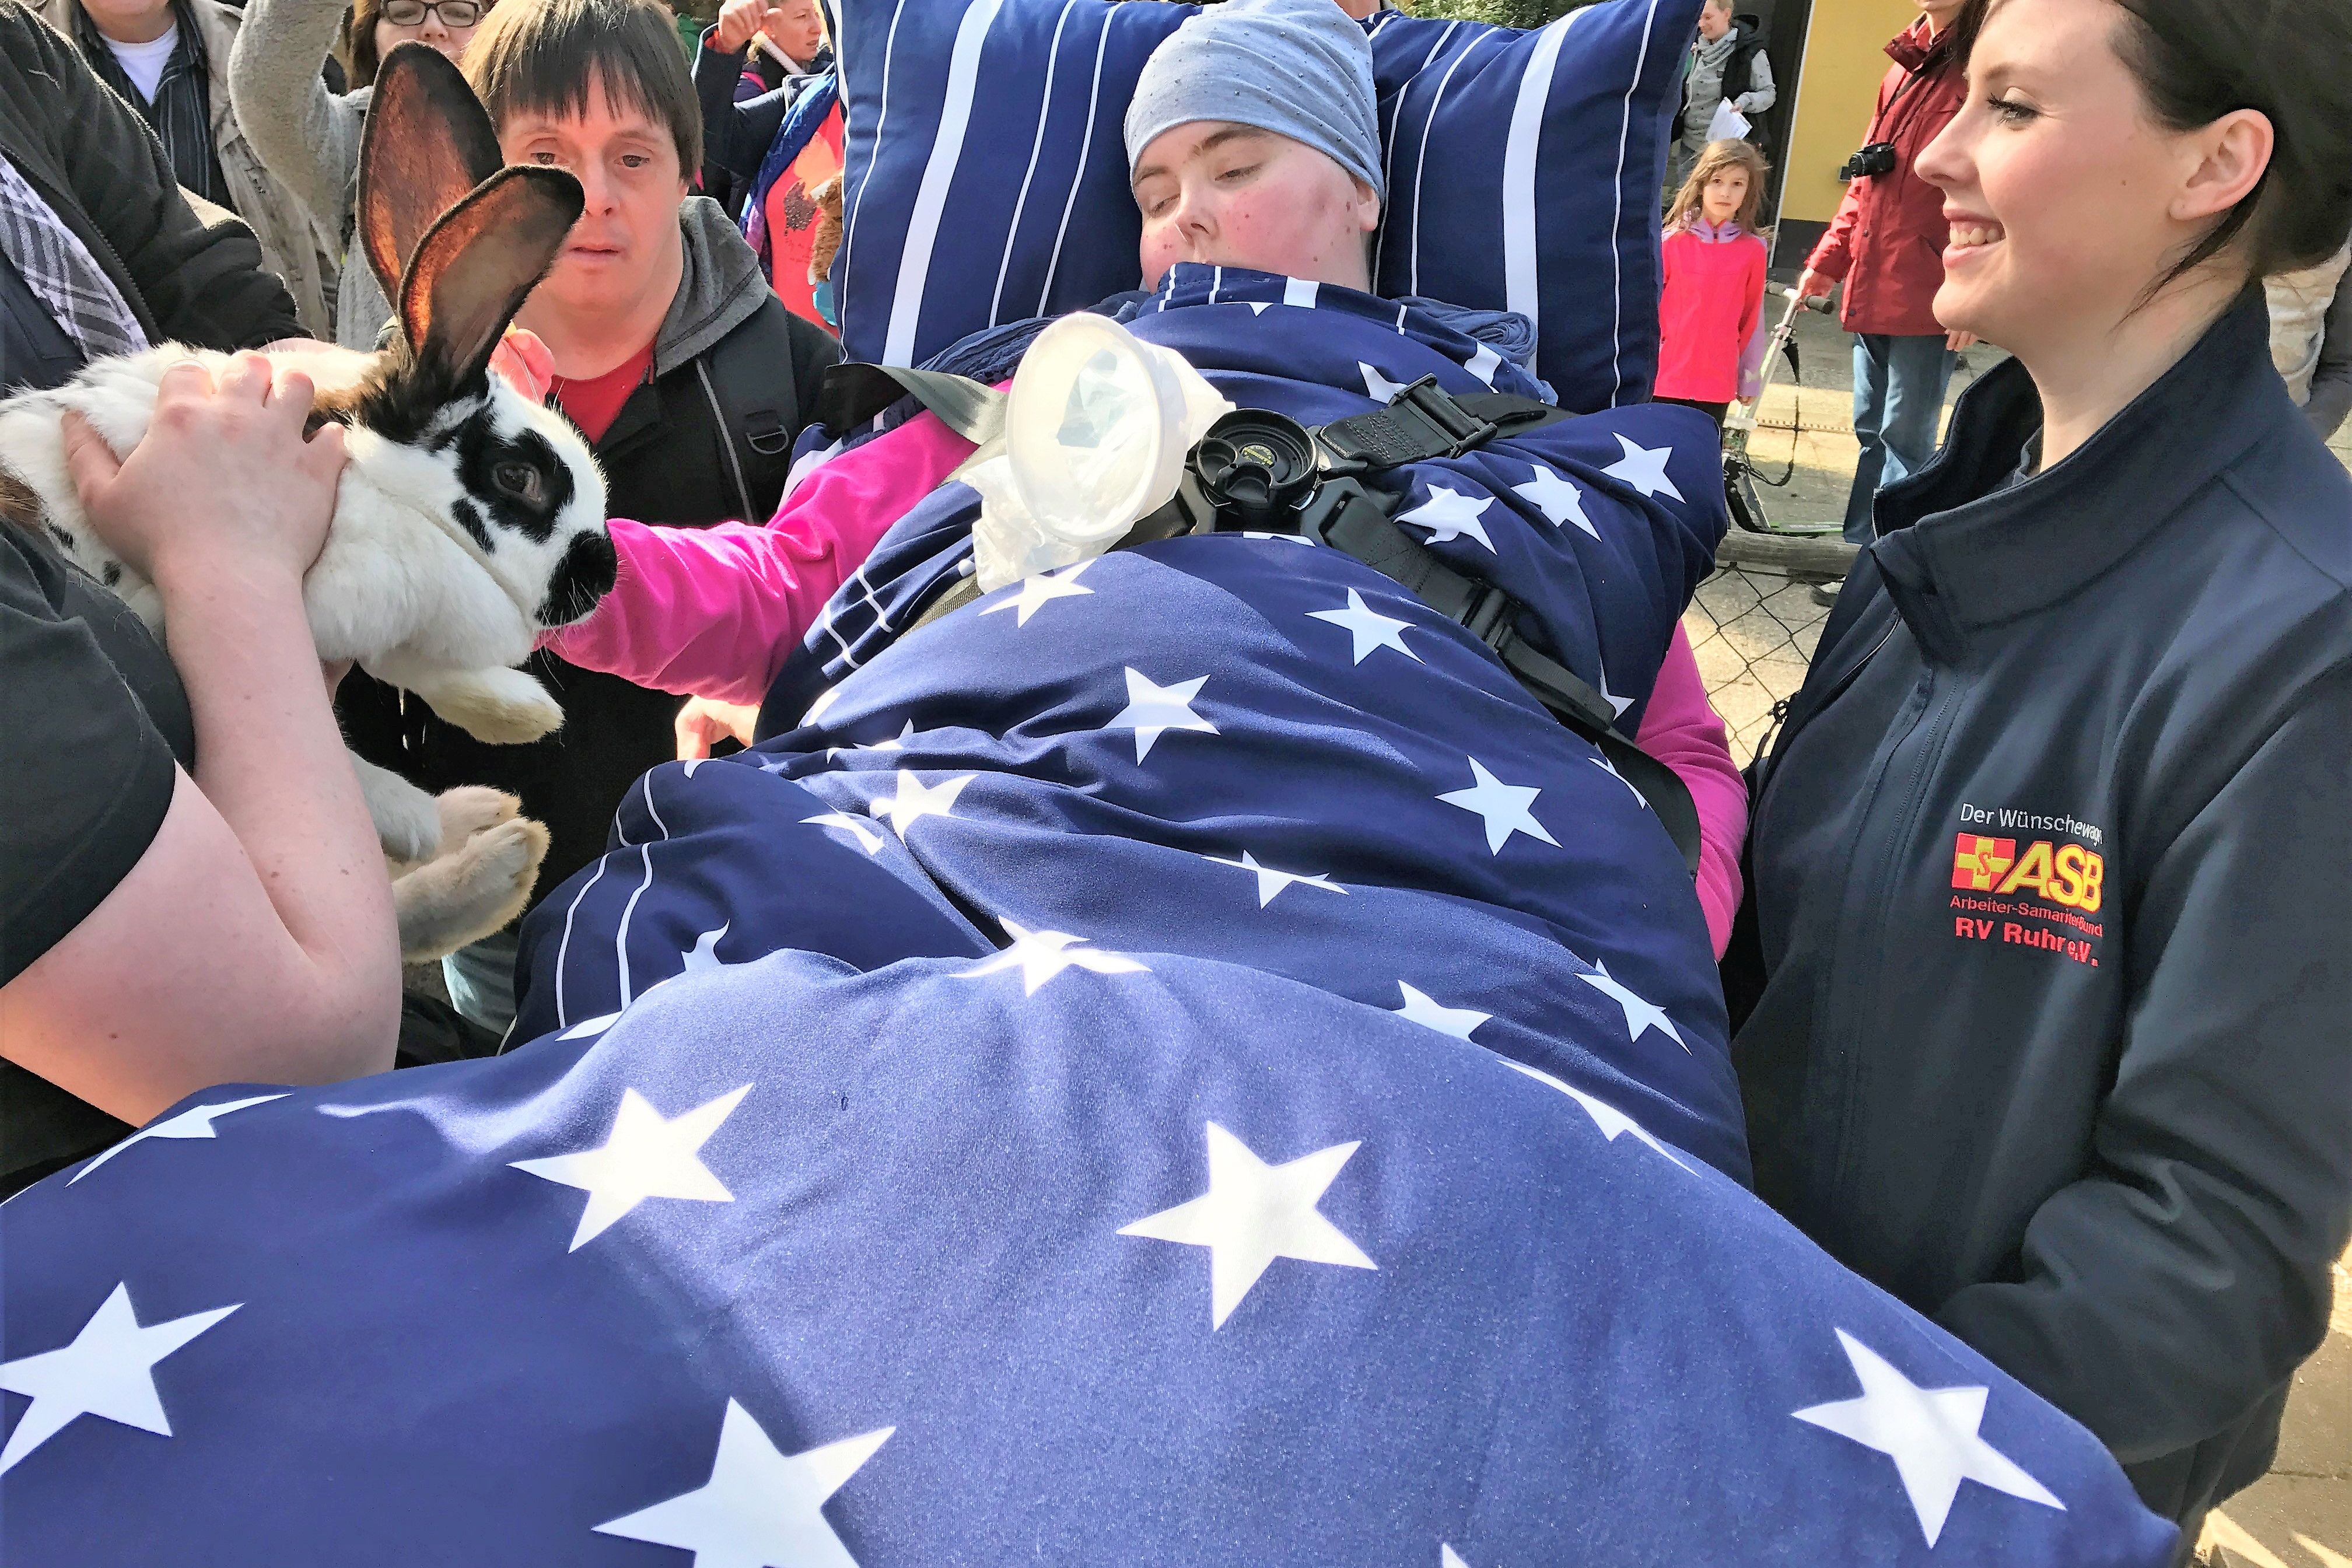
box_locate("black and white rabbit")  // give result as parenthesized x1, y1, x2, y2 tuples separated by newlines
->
(0, 44, 614, 961)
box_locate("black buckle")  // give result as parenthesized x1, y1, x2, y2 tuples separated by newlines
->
(1317, 376, 1501, 477)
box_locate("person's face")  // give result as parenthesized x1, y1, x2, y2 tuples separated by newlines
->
(1915, 0, 2262, 354)
(1132, 123, 1381, 295)
(373, 0, 484, 64)
(1695, 5, 1732, 43)
(79, 0, 171, 43)
(760, 0, 824, 62)
(500, 74, 688, 316)
(1700, 164, 1749, 225)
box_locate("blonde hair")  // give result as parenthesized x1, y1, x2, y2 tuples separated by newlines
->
(1665, 139, 1770, 237)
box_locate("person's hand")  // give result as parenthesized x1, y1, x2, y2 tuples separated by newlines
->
(1946, 329, 1979, 352)
(1796, 268, 1834, 302)
(62, 354, 347, 593)
(487, 327, 554, 403)
(676, 696, 760, 761)
(712, 0, 766, 54)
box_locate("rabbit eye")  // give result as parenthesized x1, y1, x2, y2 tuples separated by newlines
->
(491, 461, 545, 505)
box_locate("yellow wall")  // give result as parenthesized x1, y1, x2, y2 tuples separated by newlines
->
(1780, 1, 1919, 224)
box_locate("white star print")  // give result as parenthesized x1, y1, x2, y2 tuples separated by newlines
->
(1500, 1059, 1693, 1173)
(1794, 1331, 2066, 1546)
(828, 720, 916, 760)
(980, 560, 1094, 626)
(872, 770, 975, 835)
(1441, 1548, 1471, 1568)
(1119, 1122, 1376, 1328)
(1462, 343, 1503, 387)
(1591, 754, 1647, 808)
(1283, 278, 1320, 310)
(1397, 485, 1497, 552)
(510, 1084, 750, 1250)
(1306, 589, 1420, 664)
(680, 923, 731, 974)
(0, 1283, 239, 1475)
(1436, 757, 1560, 855)
(1512, 463, 1598, 538)
(1577, 961, 1686, 1053)
(1202, 850, 1349, 908)
(1394, 982, 1490, 1041)
(595, 1399, 894, 1568)
(956, 919, 1147, 995)
(1360, 362, 1410, 402)
(1602, 433, 1684, 501)
(1106, 667, 1217, 763)
(69, 1093, 286, 1184)
(803, 812, 887, 855)
(1244, 300, 1272, 316)
(1597, 667, 1634, 719)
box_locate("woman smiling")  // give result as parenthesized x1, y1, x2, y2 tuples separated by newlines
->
(1726, 0, 2352, 1542)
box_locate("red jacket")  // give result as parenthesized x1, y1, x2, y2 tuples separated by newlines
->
(1805, 19, 1965, 338)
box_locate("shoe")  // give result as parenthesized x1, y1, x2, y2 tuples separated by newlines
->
(1810, 579, 1842, 608)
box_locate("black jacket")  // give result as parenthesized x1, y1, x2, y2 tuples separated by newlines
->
(1676, 15, 1772, 150)
(0, 0, 299, 370)
(1726, 296, 2352, 1524)
(337, 200, 841, 904)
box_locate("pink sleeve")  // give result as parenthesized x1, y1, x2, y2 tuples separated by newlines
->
(1636, 622, 1749, 958)
(542, 410, 980, 705)
(1736, 242, 1772, 402)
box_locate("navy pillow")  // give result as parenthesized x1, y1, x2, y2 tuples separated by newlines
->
(832, 0, 1699, 411)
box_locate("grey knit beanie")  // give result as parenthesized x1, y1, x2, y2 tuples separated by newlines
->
(1123, 0, 1384, 200)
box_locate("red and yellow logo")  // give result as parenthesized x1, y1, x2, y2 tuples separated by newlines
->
(1952, 835, 2015, 891)
(1951, 833, 2104, 912)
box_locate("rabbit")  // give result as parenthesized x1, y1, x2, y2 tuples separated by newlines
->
(0, 43, 612, 961)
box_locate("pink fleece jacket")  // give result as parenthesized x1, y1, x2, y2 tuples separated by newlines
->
(545, 414, 1749, 954)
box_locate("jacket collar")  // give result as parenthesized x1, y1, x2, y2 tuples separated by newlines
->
(1885, 16, 1947, 75)
(1868, 292, 2286, 652)
(652, 195, 771, 377)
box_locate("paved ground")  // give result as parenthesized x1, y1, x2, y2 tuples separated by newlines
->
(1685, 296, 2352, 1565)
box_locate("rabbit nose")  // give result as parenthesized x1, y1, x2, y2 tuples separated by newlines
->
(535, 530, 618, 628)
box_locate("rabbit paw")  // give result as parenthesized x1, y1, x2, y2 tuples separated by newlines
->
(353, 751, 444, 863)
(393, 814, 550, 964)
(411, 666, 565, 745)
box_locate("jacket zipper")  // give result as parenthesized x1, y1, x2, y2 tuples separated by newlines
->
(696, 357, 758, 523)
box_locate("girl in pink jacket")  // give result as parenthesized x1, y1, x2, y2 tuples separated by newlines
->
(1657, 139, 1772, 426)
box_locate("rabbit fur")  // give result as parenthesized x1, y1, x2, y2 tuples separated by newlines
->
(0, 45, 614, 963)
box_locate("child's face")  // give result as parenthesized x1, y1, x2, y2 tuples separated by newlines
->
(1700, 167, 1749, 225)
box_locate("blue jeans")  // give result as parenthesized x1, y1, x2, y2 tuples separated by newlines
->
(1844, 332, 1959, 544)
(442, 928, 520, 1037)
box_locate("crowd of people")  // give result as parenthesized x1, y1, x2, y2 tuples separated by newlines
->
(1, 0, 2348, 1556)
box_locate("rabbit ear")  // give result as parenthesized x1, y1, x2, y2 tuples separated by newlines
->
(397, 166, 584, 398)
(358, 42, 508, 305)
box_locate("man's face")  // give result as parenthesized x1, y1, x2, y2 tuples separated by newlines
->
(1131, 123, 1381, 295)
(501, 74, 689, 317)
(1696, 4, 1733, 42)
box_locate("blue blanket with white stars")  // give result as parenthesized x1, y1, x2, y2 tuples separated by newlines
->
(0, 268, 2178, 1566)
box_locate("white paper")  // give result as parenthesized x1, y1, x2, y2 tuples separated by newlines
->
(1707, 100, 1752, 144)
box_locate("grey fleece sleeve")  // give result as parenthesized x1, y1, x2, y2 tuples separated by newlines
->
(1732, 51, 1775, 117)
(2306, 264, 2352, 444)
(229, 0, 366, 236)
(1935, 667, 2352, 1468)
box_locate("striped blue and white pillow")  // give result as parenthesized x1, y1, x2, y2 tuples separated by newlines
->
(832, 0, 1698, 411)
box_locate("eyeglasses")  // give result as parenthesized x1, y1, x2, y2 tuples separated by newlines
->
(382, 0, 485, 29)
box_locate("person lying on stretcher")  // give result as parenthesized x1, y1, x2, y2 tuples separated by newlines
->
(528, 0, 1749, 956)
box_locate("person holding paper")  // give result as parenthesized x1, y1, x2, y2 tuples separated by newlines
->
(1668, 0, 1773, 197)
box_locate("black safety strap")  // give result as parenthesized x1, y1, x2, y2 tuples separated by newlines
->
(816, 362, 1006, 447)
(1295, 475, 1702, 874)
(823, 365, 1700, 872)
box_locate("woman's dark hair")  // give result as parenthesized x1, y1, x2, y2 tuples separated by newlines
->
(461, 0, 703, 178)
(341, 0, 388, 86)
(1960, 0, 2352, 289)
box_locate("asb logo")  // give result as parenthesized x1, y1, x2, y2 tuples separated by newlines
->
(1952, 835, 2015, 891)
(1951, 833, 2104, 912)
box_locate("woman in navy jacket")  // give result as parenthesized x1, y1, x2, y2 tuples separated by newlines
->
(1726, 0, 2352, 1539)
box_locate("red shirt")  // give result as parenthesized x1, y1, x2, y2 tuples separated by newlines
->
(761, 102, 844, 334)
(551, 340, 657, 445)
(1657, 221, 1769, 404)
(1804, 20, 1967, 339)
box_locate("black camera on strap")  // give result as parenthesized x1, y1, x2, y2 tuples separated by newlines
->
(1839, 141, 1898, 181)
(817, 363, 1704, 874)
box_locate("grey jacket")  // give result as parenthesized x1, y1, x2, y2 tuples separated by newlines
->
(39, 0, 338, 337)
(2266, 240, 2352, 442)
(224, 0, 381, 346)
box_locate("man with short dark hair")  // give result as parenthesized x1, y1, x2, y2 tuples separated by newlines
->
(335, 0, 841, 1034)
